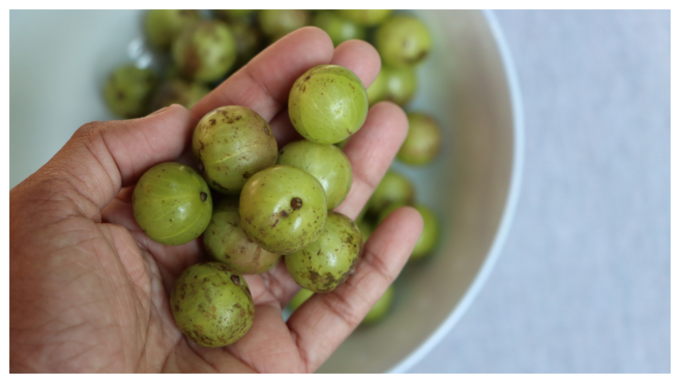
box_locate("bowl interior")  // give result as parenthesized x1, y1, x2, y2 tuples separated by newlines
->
(10, 10, 518, 373)
(319, 10, 516, 372)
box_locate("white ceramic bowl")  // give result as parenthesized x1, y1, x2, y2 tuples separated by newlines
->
(9, 10, 523, 373)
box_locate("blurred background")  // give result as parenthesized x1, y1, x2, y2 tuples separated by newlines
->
(408, 10, 670, 373)
(10, 10, 669, 373)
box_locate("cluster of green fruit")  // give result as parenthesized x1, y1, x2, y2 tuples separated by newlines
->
(133, 63, 368, 347)
(105, 9, 442, 339)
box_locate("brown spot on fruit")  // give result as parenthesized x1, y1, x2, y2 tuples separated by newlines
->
(231, 275, 240, 285)
(200, 192, 207, 202)
(291, 198, 303, 210)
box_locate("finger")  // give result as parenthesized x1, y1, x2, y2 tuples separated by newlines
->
(335, 102, 409, 219)
(191, 27, 334, 124)
(286, 207, 423, 372)
(33, 105, 195, 218)
(268, 39, 382, 146)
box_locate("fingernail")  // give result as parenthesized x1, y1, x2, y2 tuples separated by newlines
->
(147, 106, 168, 118)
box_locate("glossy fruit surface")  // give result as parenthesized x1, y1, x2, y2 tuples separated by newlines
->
(376, 15, 432, 68)
(362, 285, 394, 325)
(276, 140, 352, 209)
(285, 211, 362, 293)
(204, 199, 282, 274)
(313, 11, 366, 46)
(193, 105, 278, 194)
(145, 10, 201, 50)
(240, 165, 327, 255)
(288, 65, 368, 144)
(104, 64, 157, 118)
(258, 10, 309, 41)
(150, 78, 210, 111)
(397, 112, 442, 165)
(287, 288, 314, 312)
(367, 170, 414, 214)
(410, 204, 439, 261)
(172, 20, 236, 83)
(338, 10, 392, 26)
(132, 162, 212, 246)
(170, 262, 254, 347)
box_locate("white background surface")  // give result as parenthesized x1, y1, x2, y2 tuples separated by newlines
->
(408, 10, 670, 373)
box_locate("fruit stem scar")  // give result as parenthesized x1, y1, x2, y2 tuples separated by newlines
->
(200, 192, 207, 202)
(231, 275, 240, 285)
(291, 198, 303, 210)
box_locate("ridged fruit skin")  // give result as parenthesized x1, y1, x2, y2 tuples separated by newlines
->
(204, 198, 282, 274)
(276, 140, 352, 209)
(170, 262, 254, 347)
(192, 105, 278, 195)
(239, 165, 328, 255)
(288, 65, 368, 145)
(132, 162, 212, 246)
(285, 212, 362, 293)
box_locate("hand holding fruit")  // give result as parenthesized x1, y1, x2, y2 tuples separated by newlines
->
(9, 27, 423, 373)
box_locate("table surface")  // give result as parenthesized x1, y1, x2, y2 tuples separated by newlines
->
(407, 10, 670, 373)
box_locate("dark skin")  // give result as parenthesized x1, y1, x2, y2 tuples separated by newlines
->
(9, 28, 423, 373)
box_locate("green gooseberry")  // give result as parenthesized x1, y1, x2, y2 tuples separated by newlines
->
(170, 262, 254, 347)
(383, 66, 417, 106)
(145, 10, 201, 50)
(367, 170, 414, 215)
(258, 10, 310, 41)
(285, 211, 362, 293)
(313, 11, 366, 47)
(287, 288, 314, 312)
(240, 164, 328, 255)
(362, 285, 394, 325)
(376, 15, 432, 68)
(338, 10, 393, 26)
(288, 65, 369, 145)
(172, 20, 237, 83)
(132, 162, 212, 246)
(367, 67, 388, 106)
(397, 112, 442, 165)
(204, 199, 282, 274)
(103, 64, 157, 118)
(150, 78, 210, 111)
(192, 105, 278, 195)
(410, 204, 439, 262)
(276, 140, 353, 210)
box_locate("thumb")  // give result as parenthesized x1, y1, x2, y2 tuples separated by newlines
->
(18, 104, 195, 219)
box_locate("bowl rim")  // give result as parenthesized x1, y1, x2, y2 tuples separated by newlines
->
(388, 9, 526, 373)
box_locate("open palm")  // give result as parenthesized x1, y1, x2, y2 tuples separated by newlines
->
(9, 28, 423, 373)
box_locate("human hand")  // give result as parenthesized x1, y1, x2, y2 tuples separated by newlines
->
(9, 27, 423, 373)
